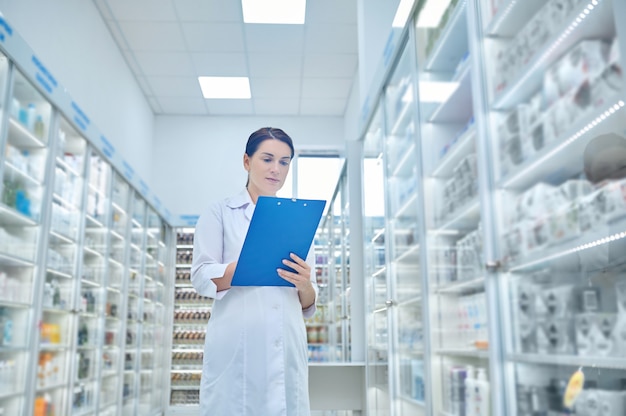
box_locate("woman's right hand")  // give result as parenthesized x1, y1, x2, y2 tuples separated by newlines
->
(213, 262, 237, 292)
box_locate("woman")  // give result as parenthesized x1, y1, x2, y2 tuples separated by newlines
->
(191, 127, 318, 416)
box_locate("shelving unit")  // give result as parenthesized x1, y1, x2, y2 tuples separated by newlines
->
(307, 165, 351, 363)
(0, 16, 174, 416)
(358, 0, 626, 414)
(168, 227, 209, 409)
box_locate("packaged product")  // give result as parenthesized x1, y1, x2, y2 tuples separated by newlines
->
(543, 39, 611, 108)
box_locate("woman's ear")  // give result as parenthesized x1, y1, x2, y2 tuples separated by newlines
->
(243, 153, 250, 171)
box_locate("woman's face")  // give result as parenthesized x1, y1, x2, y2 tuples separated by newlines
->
(244, 139, 292, 198)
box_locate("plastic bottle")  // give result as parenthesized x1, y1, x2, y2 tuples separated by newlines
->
(27, 103, 36, 131)
(52, 279, 61, 307)
(465, 366, 476, 416)
(2, 309, 12, 345)
(34, 115, 45, 139)
(475, 368, 490, 416)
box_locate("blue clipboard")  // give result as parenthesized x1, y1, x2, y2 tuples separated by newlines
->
(231, 196, 326, 287)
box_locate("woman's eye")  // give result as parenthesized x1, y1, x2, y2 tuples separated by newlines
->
(263, 158, 272, 163)
(280, 161, 289, 167)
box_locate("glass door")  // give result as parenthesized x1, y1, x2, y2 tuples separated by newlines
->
(381, 34, 426, 416)
(41, 112, 87, 416)
(363, 104, 393, 415)
(414, 1, 492, 415)
(478, 0, 626, 414)
(142, 208, 168, 413)
(1, 63, 51, 416)
(107, 172, 130, 413)
(123, 192, 145, 415)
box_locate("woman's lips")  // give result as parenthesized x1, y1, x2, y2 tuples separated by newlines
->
(266, 177, 280, 184)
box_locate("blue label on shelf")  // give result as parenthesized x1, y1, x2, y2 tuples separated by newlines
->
(0, 18, 13, 38)
(153, 196, 161, 209)
(71, 101, 90, 127)
(139, 180, 148, 195)
(180, 215, 200, 226)
(122, 160, 134, 180)
(32, 56, 57, 94)
(100, 135, 115, 159)
(73, 115, 87, 131)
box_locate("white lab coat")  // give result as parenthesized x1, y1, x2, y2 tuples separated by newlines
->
(191, 189, 318, 416)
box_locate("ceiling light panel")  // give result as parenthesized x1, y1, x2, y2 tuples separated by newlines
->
(198, 76, 251, 99)
(242, 0, 306, 24)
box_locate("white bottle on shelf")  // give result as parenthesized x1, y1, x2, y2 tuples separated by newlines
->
(27, 103, 36, 131)
(475, 368, 490, 416)
(465, 365, 476, 416)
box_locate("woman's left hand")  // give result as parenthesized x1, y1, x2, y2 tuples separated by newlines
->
(277, 253, 313, 291)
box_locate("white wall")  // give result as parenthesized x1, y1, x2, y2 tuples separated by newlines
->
(0, 0, 155, 182)
(153, 115, 345, 216)
(357, 0, 401, 113)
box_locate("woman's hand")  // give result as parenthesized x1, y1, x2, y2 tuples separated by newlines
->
(277, 253, 316, 309)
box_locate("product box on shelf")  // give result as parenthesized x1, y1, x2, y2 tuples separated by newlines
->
(543, 39, 611, 108)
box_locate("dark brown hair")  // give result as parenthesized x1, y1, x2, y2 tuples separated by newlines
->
(245, 127, 295, 158)
(245, 127, 295, 186)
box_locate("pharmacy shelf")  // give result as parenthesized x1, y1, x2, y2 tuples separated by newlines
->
(509, 353, 626, 370)
(435, 348, 489, 359)
(500, 97, 626, 190)
(434, 276, 485, 295)
(484, 0, 546, 37)
(435, 198, 480, 232)
(425, 60, 473, 124)
(507, 215, 626, 273)
(492, 0, 614, 110)
(425, 0, 468, 72)
(430, 125, 476, 179)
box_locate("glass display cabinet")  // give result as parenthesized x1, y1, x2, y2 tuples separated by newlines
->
(381, 32, 427, 415)
(0, 16, 175, 416)
(363, 104, 392, 416)
(308, 164, 351, 363)
(478, 0, 626, 414)
(415, 1, 492, 416)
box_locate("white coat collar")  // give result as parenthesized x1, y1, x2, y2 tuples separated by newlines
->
(226, 188, 255, 220)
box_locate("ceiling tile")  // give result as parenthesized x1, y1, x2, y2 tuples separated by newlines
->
(158, 97, 209, 115)
(306, 0, 358, 24)
(254, 99, 300, 115)
(118, 21, 187, 51)
(250, 78, 300, 99)
(301, 78, 353, 99)
(134, 52, 196, 76)
(191, 53, 248, 77)
(182, 22, 245, 52)
(147, 77, 202, 97)
(305, 24, 358, 54)
(105, 0, 178, 21)
(174, 0, 242, 22)
(300, 98, 346, 116)
(244, 25, 305, 53)
(303, 54, 357, 77)
(206, 99, 254, 115)
(248, 53, 302, 78)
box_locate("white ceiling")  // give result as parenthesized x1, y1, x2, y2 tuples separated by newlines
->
(92, 0, 359, 117)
